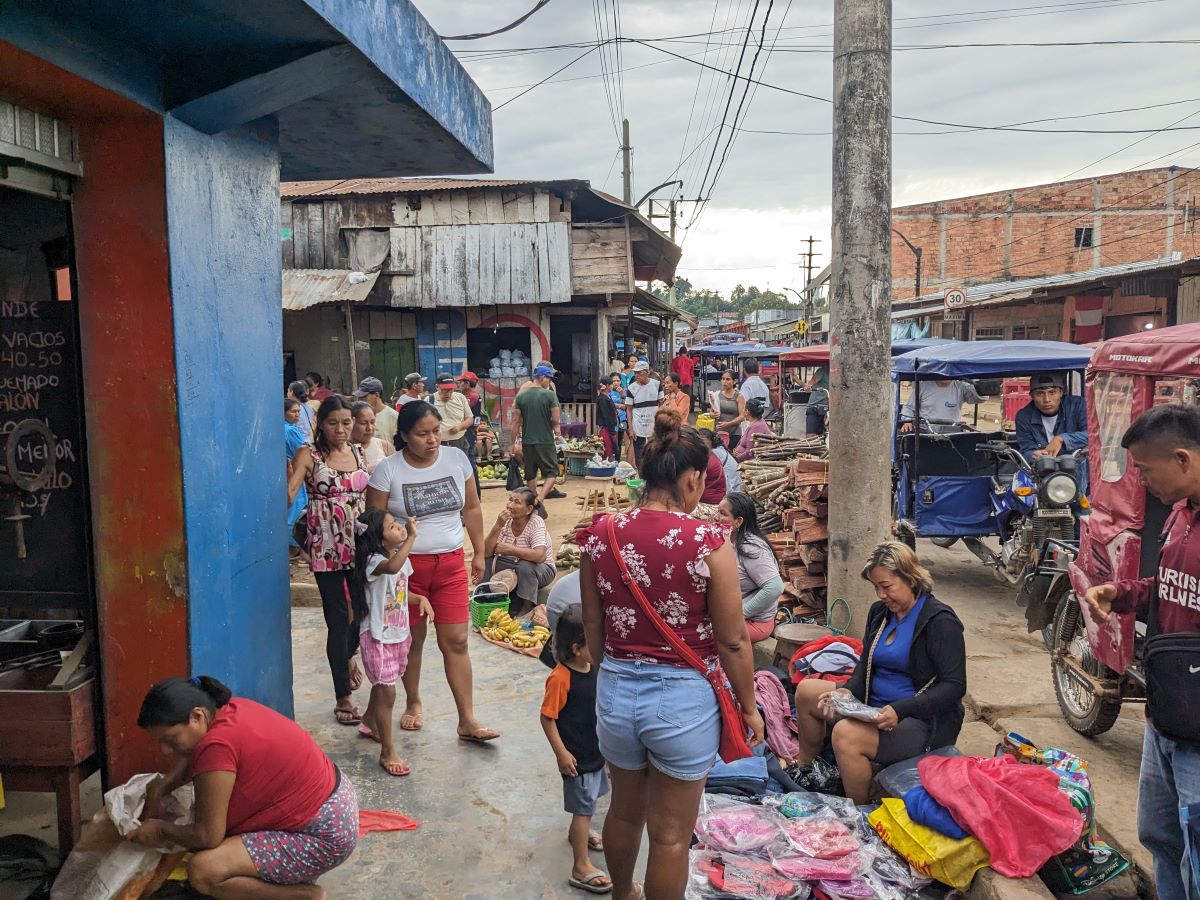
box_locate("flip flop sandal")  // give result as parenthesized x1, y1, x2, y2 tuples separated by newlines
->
(348, 663, 364, 692)
(357, 724, 380, 742)
(570, 833, 604, 851)
(379, 759, 410, 777)
(399, 714, 423, 732)
(334, 707, 361, 726)
(457, 728, 501, 744)
(567, 872, 612, 894)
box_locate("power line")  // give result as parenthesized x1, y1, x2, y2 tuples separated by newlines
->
(673, 0, 722, 185)
(440, 0, 560, 40)
(493, 45, 598, 110)
(1057, 106, 1200, 181)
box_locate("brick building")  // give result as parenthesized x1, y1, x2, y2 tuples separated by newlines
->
(891, 166, 1200, 301)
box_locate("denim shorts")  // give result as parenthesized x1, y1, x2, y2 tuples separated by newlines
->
(596, 656, 720, 782)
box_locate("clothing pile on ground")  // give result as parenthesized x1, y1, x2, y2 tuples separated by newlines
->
(688, 677, 1130, 898)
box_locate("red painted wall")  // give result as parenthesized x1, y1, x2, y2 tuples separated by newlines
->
(0, 45, 189, 782)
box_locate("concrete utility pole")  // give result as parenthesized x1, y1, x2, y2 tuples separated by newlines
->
(827, 0, 893, 635)
(621, 118, 633, 205)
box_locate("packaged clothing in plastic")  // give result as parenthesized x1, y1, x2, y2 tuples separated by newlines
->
(779, 811, 861, 859)
(768, 844, 863, 881)
(816, 877, 876, 898)
(857, 825, 933, 895)
(785, 757, 842, 795)
(919, 753, 1083, 877)
(694, 795, 785, 854)
(868, 798, 990, 891)
(765, 791, 856, 826)
(875, 746, 962, 798)
(52, 774, 194, 900)
(822, 692, 882, 723)
(686, 850, 810, 900)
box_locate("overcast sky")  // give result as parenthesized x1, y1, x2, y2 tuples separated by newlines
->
(420, 0, 1197, 295)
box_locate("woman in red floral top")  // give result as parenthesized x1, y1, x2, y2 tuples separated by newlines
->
(579, 409, 763, 900)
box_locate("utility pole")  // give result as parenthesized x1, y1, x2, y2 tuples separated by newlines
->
(892, 227, 922, 299)
(801, 236, 821, 346)
(621, 118, 632, 205)
(827, 0, 892, 635)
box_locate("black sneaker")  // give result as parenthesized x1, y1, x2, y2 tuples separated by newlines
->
(546, 488, 567, 499)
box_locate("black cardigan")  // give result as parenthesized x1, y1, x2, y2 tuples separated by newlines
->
(595, 392, 619, 431)
(843, 594, 967, 751)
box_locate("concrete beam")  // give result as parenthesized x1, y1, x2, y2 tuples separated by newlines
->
(170, 44, 362, 135)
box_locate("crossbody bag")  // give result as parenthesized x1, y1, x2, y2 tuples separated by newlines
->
(605, 515, 753, 763)
(1144, 510, 1200, 744)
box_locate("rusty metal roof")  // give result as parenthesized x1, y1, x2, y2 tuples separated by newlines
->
(282, 269, 380, 310)
(281, 178, 589, 198)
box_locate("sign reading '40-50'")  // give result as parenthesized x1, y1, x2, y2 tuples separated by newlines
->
(943, 287, 967, 308)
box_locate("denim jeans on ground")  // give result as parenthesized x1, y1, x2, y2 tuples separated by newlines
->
(1139, 721, 1200, 900)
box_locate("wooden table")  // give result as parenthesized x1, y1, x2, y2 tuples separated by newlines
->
(0, 666, 98, 853)
(771, 622, 833, 670)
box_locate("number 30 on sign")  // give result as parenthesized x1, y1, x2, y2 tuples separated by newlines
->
(944, 287, 966, 308)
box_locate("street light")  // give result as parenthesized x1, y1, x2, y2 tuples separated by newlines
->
(892, 227, 922, 300)
(782, 286, 813, 346)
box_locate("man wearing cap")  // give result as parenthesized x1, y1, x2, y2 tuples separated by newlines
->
(1016, 374, 1089, 490)
(353, 376, 398, 446)
(513, 364, 561, 515)
(459, 372, 482, 460)
(625, 360, 664, 468)
(395, 373, 426, 410)
(433, 373, 477, 494)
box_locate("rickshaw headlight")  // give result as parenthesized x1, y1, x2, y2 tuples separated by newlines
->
(1043, 474, 1077, 506)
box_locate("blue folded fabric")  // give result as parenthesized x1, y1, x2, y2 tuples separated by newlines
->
(903, 785, 969, 840)
(708, 754, 769, 781)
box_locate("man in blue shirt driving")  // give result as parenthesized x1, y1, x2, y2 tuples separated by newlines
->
(1015, 374, 1088, 493)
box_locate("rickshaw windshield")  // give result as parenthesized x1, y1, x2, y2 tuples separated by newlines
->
(1093, 371, 1134, 483)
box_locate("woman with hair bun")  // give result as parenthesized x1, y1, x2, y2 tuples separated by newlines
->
(578, 409, 764, 900)
(130, 676, 356, 898)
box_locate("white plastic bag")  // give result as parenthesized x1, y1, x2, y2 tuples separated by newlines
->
(51, 774, 194, 900)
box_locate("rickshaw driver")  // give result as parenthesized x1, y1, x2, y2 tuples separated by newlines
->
(1015, 374, 1088, 491)
(899, 379, 985, 433)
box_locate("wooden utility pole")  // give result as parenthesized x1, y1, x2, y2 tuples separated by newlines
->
(621, 118, 633, 205)
(827, 0, 893, 634)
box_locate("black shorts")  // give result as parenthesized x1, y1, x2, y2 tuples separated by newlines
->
(522, 443, 558, 480)
(872, 717, 930, 768)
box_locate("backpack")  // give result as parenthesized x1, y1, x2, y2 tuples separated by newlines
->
(789, 635, 863, 685)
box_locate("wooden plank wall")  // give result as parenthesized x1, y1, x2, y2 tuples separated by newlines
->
(571, 223, 633, 295)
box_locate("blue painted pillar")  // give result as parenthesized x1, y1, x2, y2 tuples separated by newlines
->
(416, 309, 468, 379)
(163, 117, 293, 715)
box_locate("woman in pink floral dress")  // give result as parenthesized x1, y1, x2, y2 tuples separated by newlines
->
(288, 395, 370, 725)
(578, 409, 763, 900)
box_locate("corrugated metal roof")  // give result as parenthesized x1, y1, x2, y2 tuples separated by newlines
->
(282, 269, 380, 310)
(281, 177, 589, 198)
(892, 254, 1189, 320)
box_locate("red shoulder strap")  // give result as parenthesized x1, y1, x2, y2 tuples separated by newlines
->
(605, 514, 707, 675)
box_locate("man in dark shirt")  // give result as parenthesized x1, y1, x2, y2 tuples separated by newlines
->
(1016, 374, 1088, 492)
(513, 364, 561, 515)
(595, 377, 620, 461)
(1085, 404, 1200, 900)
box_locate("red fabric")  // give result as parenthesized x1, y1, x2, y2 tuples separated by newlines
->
(358, 808, 420, 836)
(918, 754, 1082, 877)
(788, 634, 863, 685)
(577, 510, 726, 665)
(700, 451, 727, 504)
(312, 387, 334, 401)
(408, 548, 469, 624)
(670, 353, 694, 387)
(1112, 501, 1200, 634)
(1088, 323, 1200, 378)
(191, 699, 336, 835)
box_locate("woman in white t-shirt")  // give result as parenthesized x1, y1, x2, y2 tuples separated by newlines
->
(482, 488, 556, 614)
(365, 401, 499, 743)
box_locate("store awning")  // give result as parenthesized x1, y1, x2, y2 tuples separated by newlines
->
(633, 287, 684, 319)
(282, 269, 380, 311)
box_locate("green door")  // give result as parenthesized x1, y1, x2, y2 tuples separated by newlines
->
(369, 339, 416, 400)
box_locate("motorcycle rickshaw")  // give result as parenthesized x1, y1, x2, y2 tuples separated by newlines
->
(890, 340, 1093, 583)
(1019, 323, 1200, 736)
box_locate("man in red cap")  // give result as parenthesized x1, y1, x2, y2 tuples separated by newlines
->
(459, 372, 483, 462)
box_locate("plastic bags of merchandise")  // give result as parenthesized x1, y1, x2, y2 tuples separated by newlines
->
(768, 843, 863, 882)
(875, 746, 962, 798)
(52, 774, 193, 900)
(784, 757, 842, 795)
(868, 797, 990, 891)
(686, 850, 810, 900)
(778, 810, 862, 859)
(822, 693, 882, 723)
(767, 791, 857, 826)
(694, 796, 785, 854)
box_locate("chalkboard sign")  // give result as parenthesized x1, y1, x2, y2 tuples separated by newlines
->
(0, 228, 91, 613)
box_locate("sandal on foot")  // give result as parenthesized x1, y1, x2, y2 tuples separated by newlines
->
(399, 713, 423, 732)
(357, 724, 380, 742)
(348, 661, 364, 692)
(588, 832, 604, 851)
(457, 727, 500, 744)
(379, 758, 410, 777)
(334, 706, 361, 726)
(568, 872, 612, 894)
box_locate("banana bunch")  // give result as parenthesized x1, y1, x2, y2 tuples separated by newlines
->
(512, 625, 551, 649)
(482, 608, 522, 642)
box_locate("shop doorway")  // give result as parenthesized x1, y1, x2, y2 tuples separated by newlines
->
(0, 186, 93, 619)
(369, 338, 416, 399)
(549, 315, 597, 401)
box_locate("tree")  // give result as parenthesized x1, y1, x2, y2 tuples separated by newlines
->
(651, 277, 800, 319)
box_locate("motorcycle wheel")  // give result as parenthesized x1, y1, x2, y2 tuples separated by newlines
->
(1051, 593, 1121, 736)
(930, 536, 959, 549)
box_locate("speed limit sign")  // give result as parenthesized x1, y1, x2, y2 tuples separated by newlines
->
(944, 287, 966, 308)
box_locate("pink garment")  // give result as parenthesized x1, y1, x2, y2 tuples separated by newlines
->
(919, 754, 1082, 877)
(745, 618, 775, 642)
(358, 808, 420, 836)
(753, 669, 800, 760)
(734, 418, 773, 461)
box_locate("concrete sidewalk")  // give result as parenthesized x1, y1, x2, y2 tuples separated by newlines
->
(919, 543, 1149, 898)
